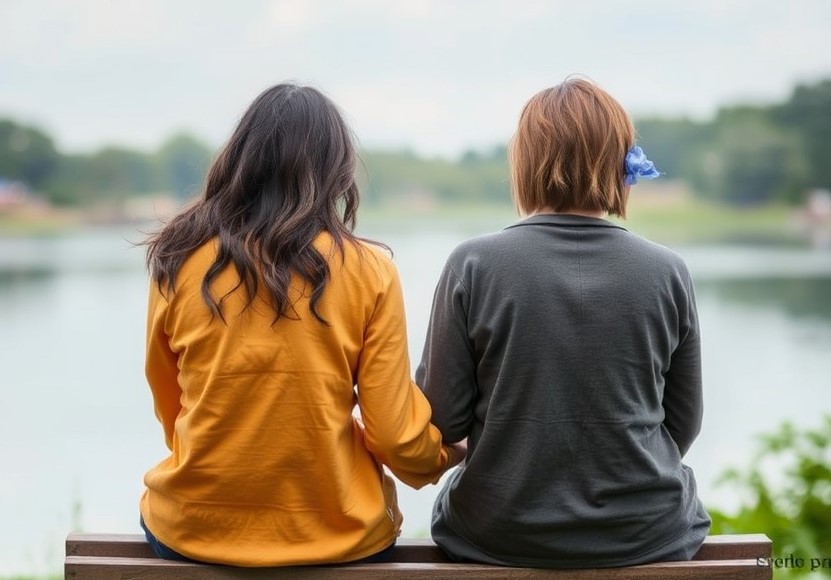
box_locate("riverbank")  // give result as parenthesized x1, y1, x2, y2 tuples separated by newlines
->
(1, 198, 828, 247)
(358, 199, 827, 246)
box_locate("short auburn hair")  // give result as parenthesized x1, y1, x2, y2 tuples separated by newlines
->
(509, 77, 634, 218)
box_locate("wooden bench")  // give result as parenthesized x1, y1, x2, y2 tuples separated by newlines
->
(65, 533, 772, 579)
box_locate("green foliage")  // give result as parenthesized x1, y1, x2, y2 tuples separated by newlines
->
(44, 147, 159, 206)
(709, 416, 831, 578)
(706, 108, 808, 204)
(154, 133, 213, 201)
(360, 146, 510, 207)
(637, 78, 831, 206)
(41, 133, 212, 206)
(0, 120, 60, 190)
(635, 117, 713, 181)
(773, 80, 831, 190)
(81, 147, 157, 196)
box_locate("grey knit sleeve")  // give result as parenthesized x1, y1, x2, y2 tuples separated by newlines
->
(662, 268, 703, 457)
(415, 258, 476, 443)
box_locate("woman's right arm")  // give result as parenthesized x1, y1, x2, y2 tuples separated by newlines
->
(356, 262, 455, 489)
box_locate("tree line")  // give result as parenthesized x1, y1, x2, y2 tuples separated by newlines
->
(637, 78, 831, 205)
(1, 78, 829, 208)
(0, 126, 213, 206)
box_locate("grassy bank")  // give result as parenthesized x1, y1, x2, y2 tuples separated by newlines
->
(0, 211, 83, 237)
(359, 199, 815, 245)
(618, 199, 806, 244)
(1, 199, 824, 245)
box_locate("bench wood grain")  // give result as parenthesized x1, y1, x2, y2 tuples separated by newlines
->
(65, 533, 773, 579)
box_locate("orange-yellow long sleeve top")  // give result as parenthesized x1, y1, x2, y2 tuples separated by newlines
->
(140, 234, 450, 566)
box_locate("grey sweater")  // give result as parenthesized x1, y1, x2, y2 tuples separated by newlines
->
(416, 214, 710, 568)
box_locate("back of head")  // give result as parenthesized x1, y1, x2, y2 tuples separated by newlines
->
(146, 82, 362, 323)
(204, 84, 358, 230)
(510, 77, 634, 218)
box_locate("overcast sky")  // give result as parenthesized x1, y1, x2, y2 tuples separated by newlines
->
(2, 0, 830, 158)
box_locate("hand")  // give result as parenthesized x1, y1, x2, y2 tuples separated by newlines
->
(444, 439, 468, 469)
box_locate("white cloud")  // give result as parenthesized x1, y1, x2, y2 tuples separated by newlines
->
(334, 78, 463, 153)
(253, 0, 316, 43)
(0, 0, 828, 156)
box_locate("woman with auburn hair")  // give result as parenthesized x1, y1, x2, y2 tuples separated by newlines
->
(416, 77, 710, 568)
(140, 83, 465, 566)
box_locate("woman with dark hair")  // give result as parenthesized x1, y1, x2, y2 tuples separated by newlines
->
(140, 83, 465, 566)
(417, 78, 710, 568)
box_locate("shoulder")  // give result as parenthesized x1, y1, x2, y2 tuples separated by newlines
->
(315, 232, 390, 263)
(445, 230, 505, 267)
(322, 235, 399, 290)
(616, 232, 695, 297)
(186, 239, 220, 268)
(163, 239, 218, 292)
(354, 237, 394, 262)
(627, 232, 692, 275)
(354, 238, 396, 275)
(442, 223, 551, 279)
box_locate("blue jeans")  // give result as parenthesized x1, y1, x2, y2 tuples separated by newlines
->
(139, 516, 395, 564)
(140, 516, 195, 562)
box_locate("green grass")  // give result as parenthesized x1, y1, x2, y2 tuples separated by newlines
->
(617, 200, 801, 243)
(359, 198, 812, 244)
(0, 213, 80, 237)
(3, 198, 823, 245)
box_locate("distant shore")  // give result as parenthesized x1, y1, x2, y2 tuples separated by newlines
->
(1, 198, 828, 247)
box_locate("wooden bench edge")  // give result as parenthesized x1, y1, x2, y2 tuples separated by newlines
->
(65, 556, 772, 580)
(65, 533, 773, 562)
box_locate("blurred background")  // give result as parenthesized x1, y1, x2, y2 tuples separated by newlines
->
(1, 1, 830, 578)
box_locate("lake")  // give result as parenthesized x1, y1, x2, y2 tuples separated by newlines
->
(1, 219, 830, 577)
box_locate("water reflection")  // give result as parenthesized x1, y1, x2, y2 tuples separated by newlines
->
(0, 268, 57, 294)
(696, 277, 831, 322)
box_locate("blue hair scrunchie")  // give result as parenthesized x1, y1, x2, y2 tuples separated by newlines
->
(624, 145, 660, 185)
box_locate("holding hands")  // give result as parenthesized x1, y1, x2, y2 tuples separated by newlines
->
(444, 439, 468, 469)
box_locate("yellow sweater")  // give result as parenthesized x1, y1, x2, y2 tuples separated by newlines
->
(140, 234, 449, 566)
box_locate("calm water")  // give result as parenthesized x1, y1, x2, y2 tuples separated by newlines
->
(1, 223, 830, 576)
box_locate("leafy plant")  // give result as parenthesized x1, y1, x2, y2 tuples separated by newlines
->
(709, 416, 831, 578)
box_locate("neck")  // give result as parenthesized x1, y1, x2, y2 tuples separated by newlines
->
(531, 207, 606, 219)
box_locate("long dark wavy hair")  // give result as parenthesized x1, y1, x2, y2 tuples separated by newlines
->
(145, 83, 369, 324)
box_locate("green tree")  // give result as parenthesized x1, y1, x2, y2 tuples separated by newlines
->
(46, 147, 160, 206)
(636, 80, 831, 205)
(458, 145, 510, 204)
(0, 119, 60, 190)
(703, 107, 807, 205)
(360, 147, 511, 208)
(635, 117, 713, 182)
(155, 133, 212, 201)
(46, 154, 94, 205)
(89, 146, 159, 196)
(46, 135, 212, 206)
(773, 80, 831, 190)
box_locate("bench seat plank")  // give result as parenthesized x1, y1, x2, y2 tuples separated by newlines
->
(65, 556, 770, 580)
(65, 533, 773, 579)
(65, 533, 772, 562)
